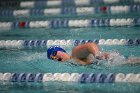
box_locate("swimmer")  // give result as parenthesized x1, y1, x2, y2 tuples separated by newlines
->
(47, 42, 140, 65)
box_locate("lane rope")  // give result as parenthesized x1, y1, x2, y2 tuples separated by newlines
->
(0, 18, 140, 30)
(1, 0, 140, 8)
(0, 72, 140, 83)
(0, 39, 139, 49)
(0, 5, 139, 17)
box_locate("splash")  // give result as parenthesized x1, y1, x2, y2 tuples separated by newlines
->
(107, 52, 127, 66)
(19, 52, 47, 62)
(3, 51, 48, 63)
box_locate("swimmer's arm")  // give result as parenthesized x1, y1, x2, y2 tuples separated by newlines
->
(73, 57, 92, 65)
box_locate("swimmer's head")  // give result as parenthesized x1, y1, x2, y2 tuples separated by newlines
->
(47, 46, 69, 62)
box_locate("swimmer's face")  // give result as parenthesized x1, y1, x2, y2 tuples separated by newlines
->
(51, 51, 68, 62)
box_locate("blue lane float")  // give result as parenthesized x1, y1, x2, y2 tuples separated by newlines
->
(86, 73, 96, 83)
(35, 73, 44, 82)
(79, 73, 89, 83)
(18, 73, 27, 82)
(96, 73, 107, 83)
(11, 73, 20, 82)
(134, 39, 140, 46)
(26, 73, 36, 82)
(51, 20, 69, 28)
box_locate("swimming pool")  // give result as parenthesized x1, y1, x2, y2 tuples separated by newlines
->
(0, 0, 140, 93)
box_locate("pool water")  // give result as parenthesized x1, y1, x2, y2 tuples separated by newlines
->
(0, 1, 140, 93)
(0, 27, 139, 93)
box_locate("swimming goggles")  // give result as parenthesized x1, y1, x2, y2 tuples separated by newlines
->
(51, 51, 62, 61)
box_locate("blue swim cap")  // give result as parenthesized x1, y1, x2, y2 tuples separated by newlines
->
(47, 46, 66, 59)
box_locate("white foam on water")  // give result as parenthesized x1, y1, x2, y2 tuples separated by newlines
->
(20, 52, 47, 62)
(3, 51, 48, 64)
(107, 52, 127, 66)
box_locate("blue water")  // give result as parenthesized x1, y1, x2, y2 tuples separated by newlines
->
(0, 2, 140, 93)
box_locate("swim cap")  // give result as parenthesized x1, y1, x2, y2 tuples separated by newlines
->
(47, 46, 66, 59)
